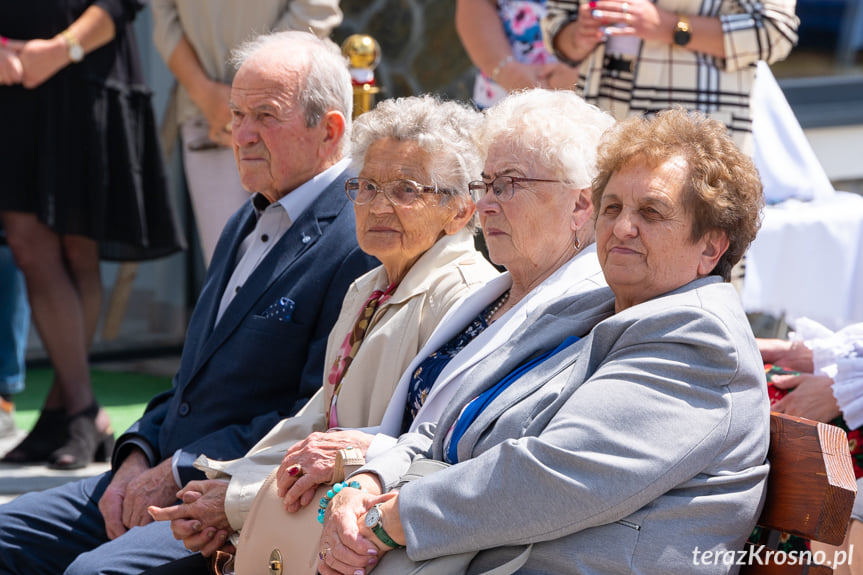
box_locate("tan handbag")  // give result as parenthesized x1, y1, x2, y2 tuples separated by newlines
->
(231, 459, 529, 575)
(232, 468, 324, 575)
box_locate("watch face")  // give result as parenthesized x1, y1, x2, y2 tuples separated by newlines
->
(673, 29, 691, 46)
(365, 506, 381, 528)
(69, 43, 84, 62)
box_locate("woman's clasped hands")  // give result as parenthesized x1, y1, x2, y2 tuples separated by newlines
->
(557, 0, 664, 63)
(317, 476, 404, 575)
(0, 36, 74, 89)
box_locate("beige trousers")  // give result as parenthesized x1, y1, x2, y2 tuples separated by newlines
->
(180, 120, 249, 267)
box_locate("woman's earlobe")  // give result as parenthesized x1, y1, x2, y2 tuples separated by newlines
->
(571, 187, 593, 228)
(445, 200, 475, 235)
(698, 230, 730, 275)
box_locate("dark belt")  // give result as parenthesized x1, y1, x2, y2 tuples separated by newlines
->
(605, 54, 635, 73)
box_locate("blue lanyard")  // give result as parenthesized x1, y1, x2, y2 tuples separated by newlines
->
(446, 335, 581, 464)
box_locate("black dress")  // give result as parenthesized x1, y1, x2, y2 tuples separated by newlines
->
(0, 0, 185, 261)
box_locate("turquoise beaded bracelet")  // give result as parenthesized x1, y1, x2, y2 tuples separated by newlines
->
(317, 480, 362, 524)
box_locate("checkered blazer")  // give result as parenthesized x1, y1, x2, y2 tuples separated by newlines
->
(543, 0, 799, 153)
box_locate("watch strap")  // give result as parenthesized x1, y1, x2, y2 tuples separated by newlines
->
(369, 505, 404, 549)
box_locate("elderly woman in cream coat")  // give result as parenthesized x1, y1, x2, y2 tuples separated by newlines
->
(145, 95, 498, 571)
(319, 108, 769, 575)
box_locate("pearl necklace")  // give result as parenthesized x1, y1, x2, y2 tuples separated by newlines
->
(485, 289, 511, 324)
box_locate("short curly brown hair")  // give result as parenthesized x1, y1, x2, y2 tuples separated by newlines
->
(591, 108, 764, 282)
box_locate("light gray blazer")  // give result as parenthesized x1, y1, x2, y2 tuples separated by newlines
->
(361, 276, 770, 575)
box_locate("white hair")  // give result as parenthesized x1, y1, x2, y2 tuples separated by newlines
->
(479, 89, 615, 188)
(231, 30, 353, 155)
(351, 95, 484, 232)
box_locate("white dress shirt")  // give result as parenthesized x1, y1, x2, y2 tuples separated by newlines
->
(215, 158, 351, 324)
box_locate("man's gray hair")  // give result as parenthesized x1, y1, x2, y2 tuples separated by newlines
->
(351, 95, 484, 232)
(231, 30, 353, 154)
(479, 89, 615, 189)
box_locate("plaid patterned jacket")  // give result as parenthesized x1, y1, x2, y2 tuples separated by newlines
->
(543, 0, 799, 153)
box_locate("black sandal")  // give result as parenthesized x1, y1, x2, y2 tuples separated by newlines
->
(1, 407, 68, 464)
(48, 403, 115, 470)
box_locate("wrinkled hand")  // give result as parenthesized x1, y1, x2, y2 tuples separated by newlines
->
(772, 374, 841, 423)
(16, 37, 68, 89)
(148, 479, 233, 556)
(99, 449, 148, 539)
(0, 47, 23, 85)
(318, 488, 394, 575)
(98, 452, 181, 539)
(200, 81, 232, 147)
(758, 338, 815, 373)
(276, 430, 375, 512)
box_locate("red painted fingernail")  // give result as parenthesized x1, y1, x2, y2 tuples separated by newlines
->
(590, 1, 597, 7)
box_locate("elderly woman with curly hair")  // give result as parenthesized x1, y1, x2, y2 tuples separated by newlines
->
(317, 106, 768, 575)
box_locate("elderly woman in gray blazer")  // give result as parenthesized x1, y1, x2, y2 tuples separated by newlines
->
(317, 107, 768, 575)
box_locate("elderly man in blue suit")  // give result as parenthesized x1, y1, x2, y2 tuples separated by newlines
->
(0, 31, 377, 575)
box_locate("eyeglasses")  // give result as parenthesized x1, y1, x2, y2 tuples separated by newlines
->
(468, 176, 564, 202)
(344, 177, 444, 207)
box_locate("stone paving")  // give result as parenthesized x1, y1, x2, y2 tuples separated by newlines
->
(0, 427, 110, 505)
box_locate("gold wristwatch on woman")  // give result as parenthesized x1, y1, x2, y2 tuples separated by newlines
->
(60, 30, 84, 62)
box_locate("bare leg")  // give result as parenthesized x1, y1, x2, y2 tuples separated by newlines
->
(1, 212, 112, 466)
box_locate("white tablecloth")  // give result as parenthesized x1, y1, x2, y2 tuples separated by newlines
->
(742, 192, 863, 330)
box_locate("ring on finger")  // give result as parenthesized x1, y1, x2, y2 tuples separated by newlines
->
(318, 547, 330, 561)
(592, 8, 603, 19)
(287, 463, 303, 477)
(621, 2, 629, 14)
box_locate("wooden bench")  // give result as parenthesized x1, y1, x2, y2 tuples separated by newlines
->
(741, 413, 857, 574)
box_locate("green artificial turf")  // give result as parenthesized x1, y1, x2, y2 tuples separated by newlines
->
(13, 368, 173, 437)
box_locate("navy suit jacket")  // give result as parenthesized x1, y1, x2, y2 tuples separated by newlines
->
(113, 166, 378, 484)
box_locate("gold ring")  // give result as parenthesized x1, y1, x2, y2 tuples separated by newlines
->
(287, 463, 303, 477)
(318, 547, 330, 561)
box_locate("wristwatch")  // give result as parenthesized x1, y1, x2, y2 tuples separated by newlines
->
(60, 30, 84, 63)
(364, 504, 404, 549)
(673, 15, 692, 47)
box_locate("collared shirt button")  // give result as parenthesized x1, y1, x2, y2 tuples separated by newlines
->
(178, 402, 190, 416)
(302, 234, 311, 244)
(235, 285, 241, 294)
(261, 234, 269, 242)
